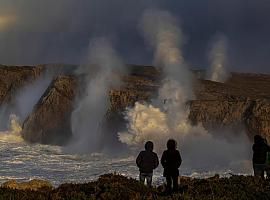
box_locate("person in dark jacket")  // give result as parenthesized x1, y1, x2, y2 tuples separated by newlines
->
(253, 135, 270, 178)
(161, 139, 182, 193)
(136, 141, 159, 186)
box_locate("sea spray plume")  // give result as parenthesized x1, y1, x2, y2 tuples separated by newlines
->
(68, 38, 124, 153)
(140, 9, 192, 97)
(0, 114, 23, 143)
(140, 9, 194, 129)
(118, 9, 197, 150)
(207, 34, 229, 82)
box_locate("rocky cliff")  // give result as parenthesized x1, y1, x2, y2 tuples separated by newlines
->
(1, 64, 269, 145)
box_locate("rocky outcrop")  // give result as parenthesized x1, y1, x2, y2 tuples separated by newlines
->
(21, 75, 78, 145)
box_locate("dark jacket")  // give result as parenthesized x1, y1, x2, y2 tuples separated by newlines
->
(136, 150, 159, 173)
(253, 138, 270, 164)
(161, 149, 182, 177)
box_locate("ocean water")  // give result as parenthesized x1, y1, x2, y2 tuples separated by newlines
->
(0, 115, 253, 186)
(0, 133, 253, 186)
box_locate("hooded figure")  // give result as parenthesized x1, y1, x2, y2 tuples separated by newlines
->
(136, 141, 159, 186)
(252, 135, 270, 178)
(161, 139, 182, 193)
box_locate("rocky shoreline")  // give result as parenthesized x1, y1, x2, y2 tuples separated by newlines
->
(1, 174, 270, 200)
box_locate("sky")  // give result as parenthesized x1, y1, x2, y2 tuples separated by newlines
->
(0, 0, 269, 73)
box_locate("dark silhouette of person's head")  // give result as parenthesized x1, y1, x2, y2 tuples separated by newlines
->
(254, 135, 264, 144)
(167, 139, 177, 150)
(145, 141, 154, 151)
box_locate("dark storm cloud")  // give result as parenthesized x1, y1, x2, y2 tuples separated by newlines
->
(0, 0, 269, 72)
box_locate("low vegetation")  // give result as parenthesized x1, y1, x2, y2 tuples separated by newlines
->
(1, 174, 270, 200)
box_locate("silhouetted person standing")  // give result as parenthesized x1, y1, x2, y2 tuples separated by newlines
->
(252, 135, 270, 179)
(161, 139, 182, 193)
(136, 141, 159, 186)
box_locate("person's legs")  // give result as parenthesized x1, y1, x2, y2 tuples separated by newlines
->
(264, 165, 270, 179)
(166, 176, 172, 193)
(145, 173, 153, 187)
(172, 176, 178, 192)
(140, 173, 146, 184)
(253, 164, 264, 178)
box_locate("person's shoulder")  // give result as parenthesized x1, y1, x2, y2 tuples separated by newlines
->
(162, 150, 168, 154)
(138, 150, 146, 155)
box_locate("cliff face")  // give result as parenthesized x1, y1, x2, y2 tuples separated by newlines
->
(2, 64, 268, 145)
(190, 74, 270, 139)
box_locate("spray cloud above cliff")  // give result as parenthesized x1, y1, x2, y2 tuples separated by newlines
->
(207, 34, 229, 82)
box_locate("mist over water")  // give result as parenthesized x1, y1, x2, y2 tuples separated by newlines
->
(0, 70, 56, 131)
(67, 38, 125, 154)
